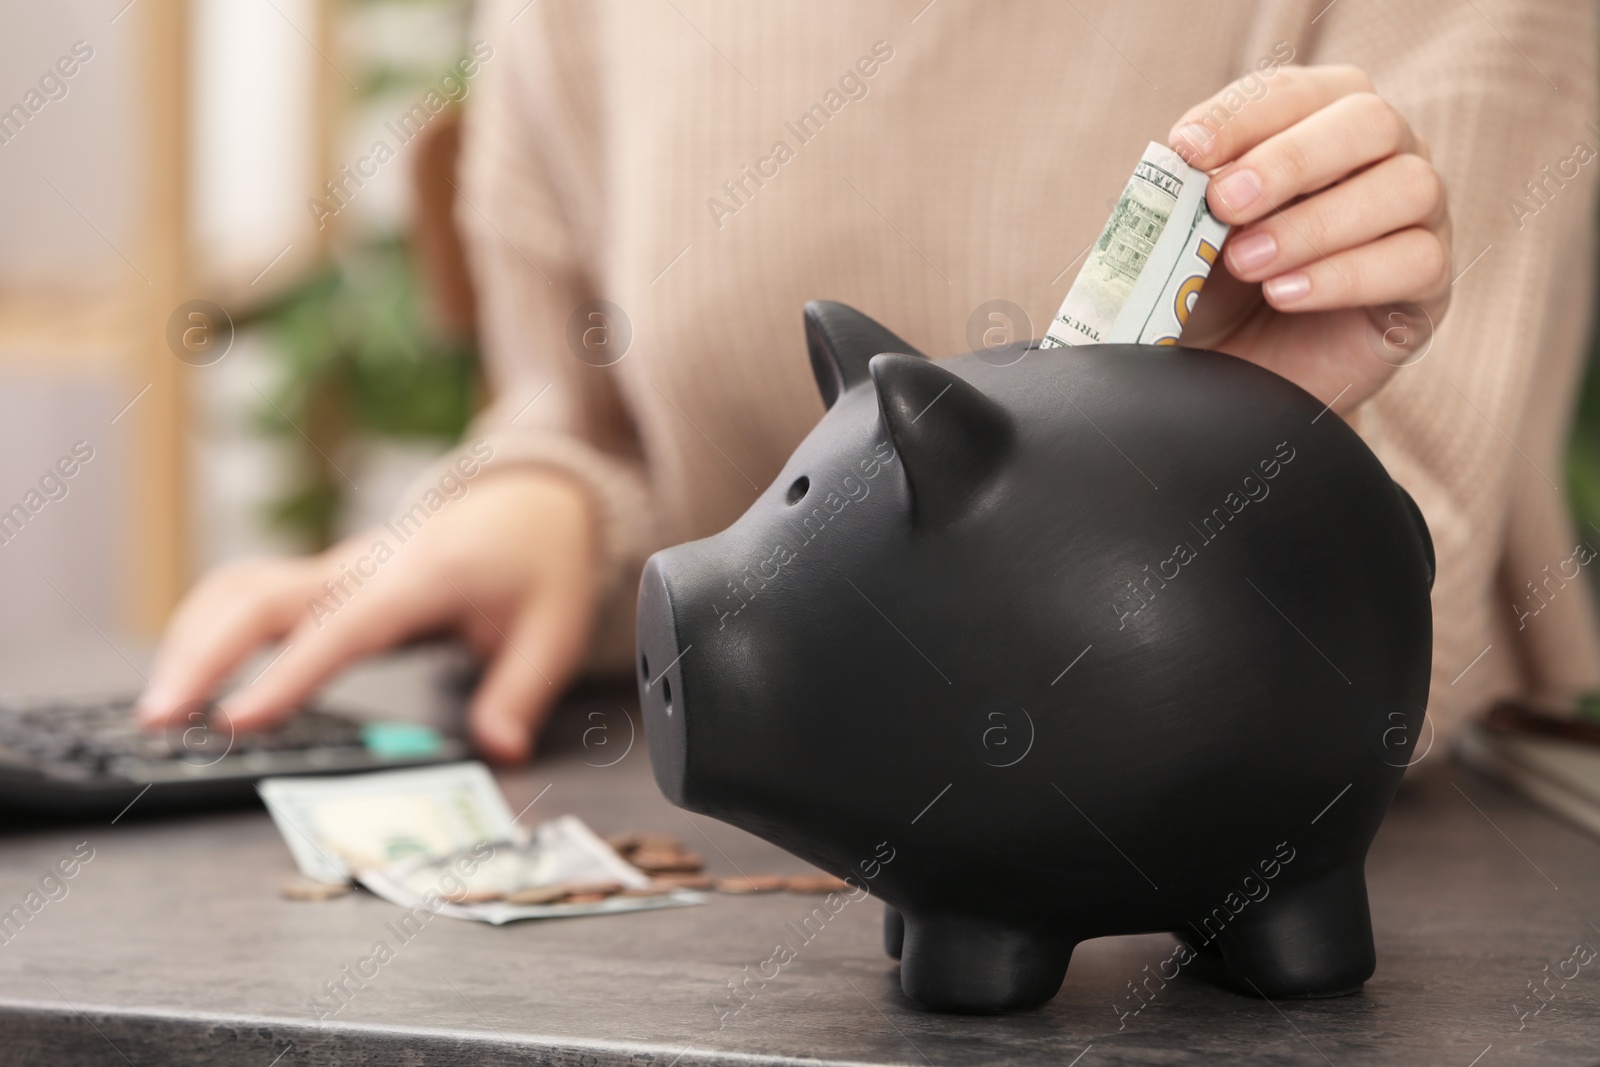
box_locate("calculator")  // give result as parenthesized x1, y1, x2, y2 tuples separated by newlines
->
(0, 694, 467, 818)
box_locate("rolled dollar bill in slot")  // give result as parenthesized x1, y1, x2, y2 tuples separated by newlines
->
(1045, 141, 1229, 348)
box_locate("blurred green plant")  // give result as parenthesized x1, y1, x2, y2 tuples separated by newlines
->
(243, 235, 479, 549)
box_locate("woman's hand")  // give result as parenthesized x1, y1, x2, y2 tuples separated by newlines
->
(1170, 64, 1452, 414)
(136, 469, 600, 764)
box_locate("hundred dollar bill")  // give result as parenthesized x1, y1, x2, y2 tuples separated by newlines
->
(1133, 195, 1230, 345)
(1044, 141, 1229, 348)
(259, 762, 521, 884)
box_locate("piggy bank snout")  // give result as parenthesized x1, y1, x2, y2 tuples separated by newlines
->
(637, 555, 690, 806)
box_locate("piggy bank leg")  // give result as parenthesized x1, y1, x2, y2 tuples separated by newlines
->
(1172, 932, 1232, 987)
(898, 914, 1071, 1012)
(1212, 864, 1376, 998)
(884, 906, 904, 960)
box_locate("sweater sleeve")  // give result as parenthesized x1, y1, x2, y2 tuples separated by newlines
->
(1306, 0, 1600, 734)
(405, 0, 656, 675)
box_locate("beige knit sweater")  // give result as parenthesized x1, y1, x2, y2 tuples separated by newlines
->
(447, 0, 1600, 741)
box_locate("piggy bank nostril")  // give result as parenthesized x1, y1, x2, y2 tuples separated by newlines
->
(640, 652, 650, 681)
(662, 676, 673, 715)
(786, 475, 810, 505)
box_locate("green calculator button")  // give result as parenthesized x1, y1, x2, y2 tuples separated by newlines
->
(361, 721, 443, 759)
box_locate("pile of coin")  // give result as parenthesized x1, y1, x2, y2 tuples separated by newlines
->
(606, 832, 853, 895)
(604, 832, 715, 891)
(504, 880, 637, 905)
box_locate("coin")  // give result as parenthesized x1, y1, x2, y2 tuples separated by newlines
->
(562, 881, 623, 898)
(715, 874, 786, 893)
(618, 885, 670, 898)
(606, 831, 685, 853)
(457, 889, 505, 903)
(506, 884, 570, 905)
(564, 892, 611, 904)
(651, 873, 715, 890)
(280, 878, 351, 902)
(630, 848, 704, 874)
(785, 874, 852, 893)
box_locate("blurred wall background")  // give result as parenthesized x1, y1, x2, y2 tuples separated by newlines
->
(0, 2, 143, 639)
(0, 0, 480, 647)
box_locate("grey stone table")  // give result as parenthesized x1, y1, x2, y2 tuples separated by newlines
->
(0, 635, 1597, 1065)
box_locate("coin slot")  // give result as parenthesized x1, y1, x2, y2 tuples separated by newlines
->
(785, 476, 809, 505)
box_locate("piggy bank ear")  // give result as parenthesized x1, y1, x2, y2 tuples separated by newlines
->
(870, 353, 1012, 527)
(804, 301, 925, 409)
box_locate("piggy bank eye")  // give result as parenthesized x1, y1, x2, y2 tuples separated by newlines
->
(785, 476, 810, 505)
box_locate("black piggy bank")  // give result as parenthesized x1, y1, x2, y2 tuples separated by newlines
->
(636, 302, 1434, 1013)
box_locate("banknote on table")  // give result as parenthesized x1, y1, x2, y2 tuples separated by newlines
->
(357, 814, 705, 924)
(258, 761, 521, 885)
(1044, 141, 1230, 348)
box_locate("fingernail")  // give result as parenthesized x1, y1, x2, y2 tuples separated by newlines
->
(1227, 232, 1277, 274)
(1212, 168, 1262, 213)
(1263, 272, 1311, 305)
(1172, 123, 1214, 161)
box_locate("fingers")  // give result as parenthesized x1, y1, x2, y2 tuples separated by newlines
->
(1205, 93, 1417, 226)
(1170, 64, 1373, 169)
(137, 559, 314, 727)
(1223, 153, 1446, 282)
(467, 626, 556, 765)
(219, 571, 454, 732)
(1253, 227, 1451, 314)
(1168, 63, 1451, 331)
(466, 586, 595, 764)
(141, 471, 601, 760)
